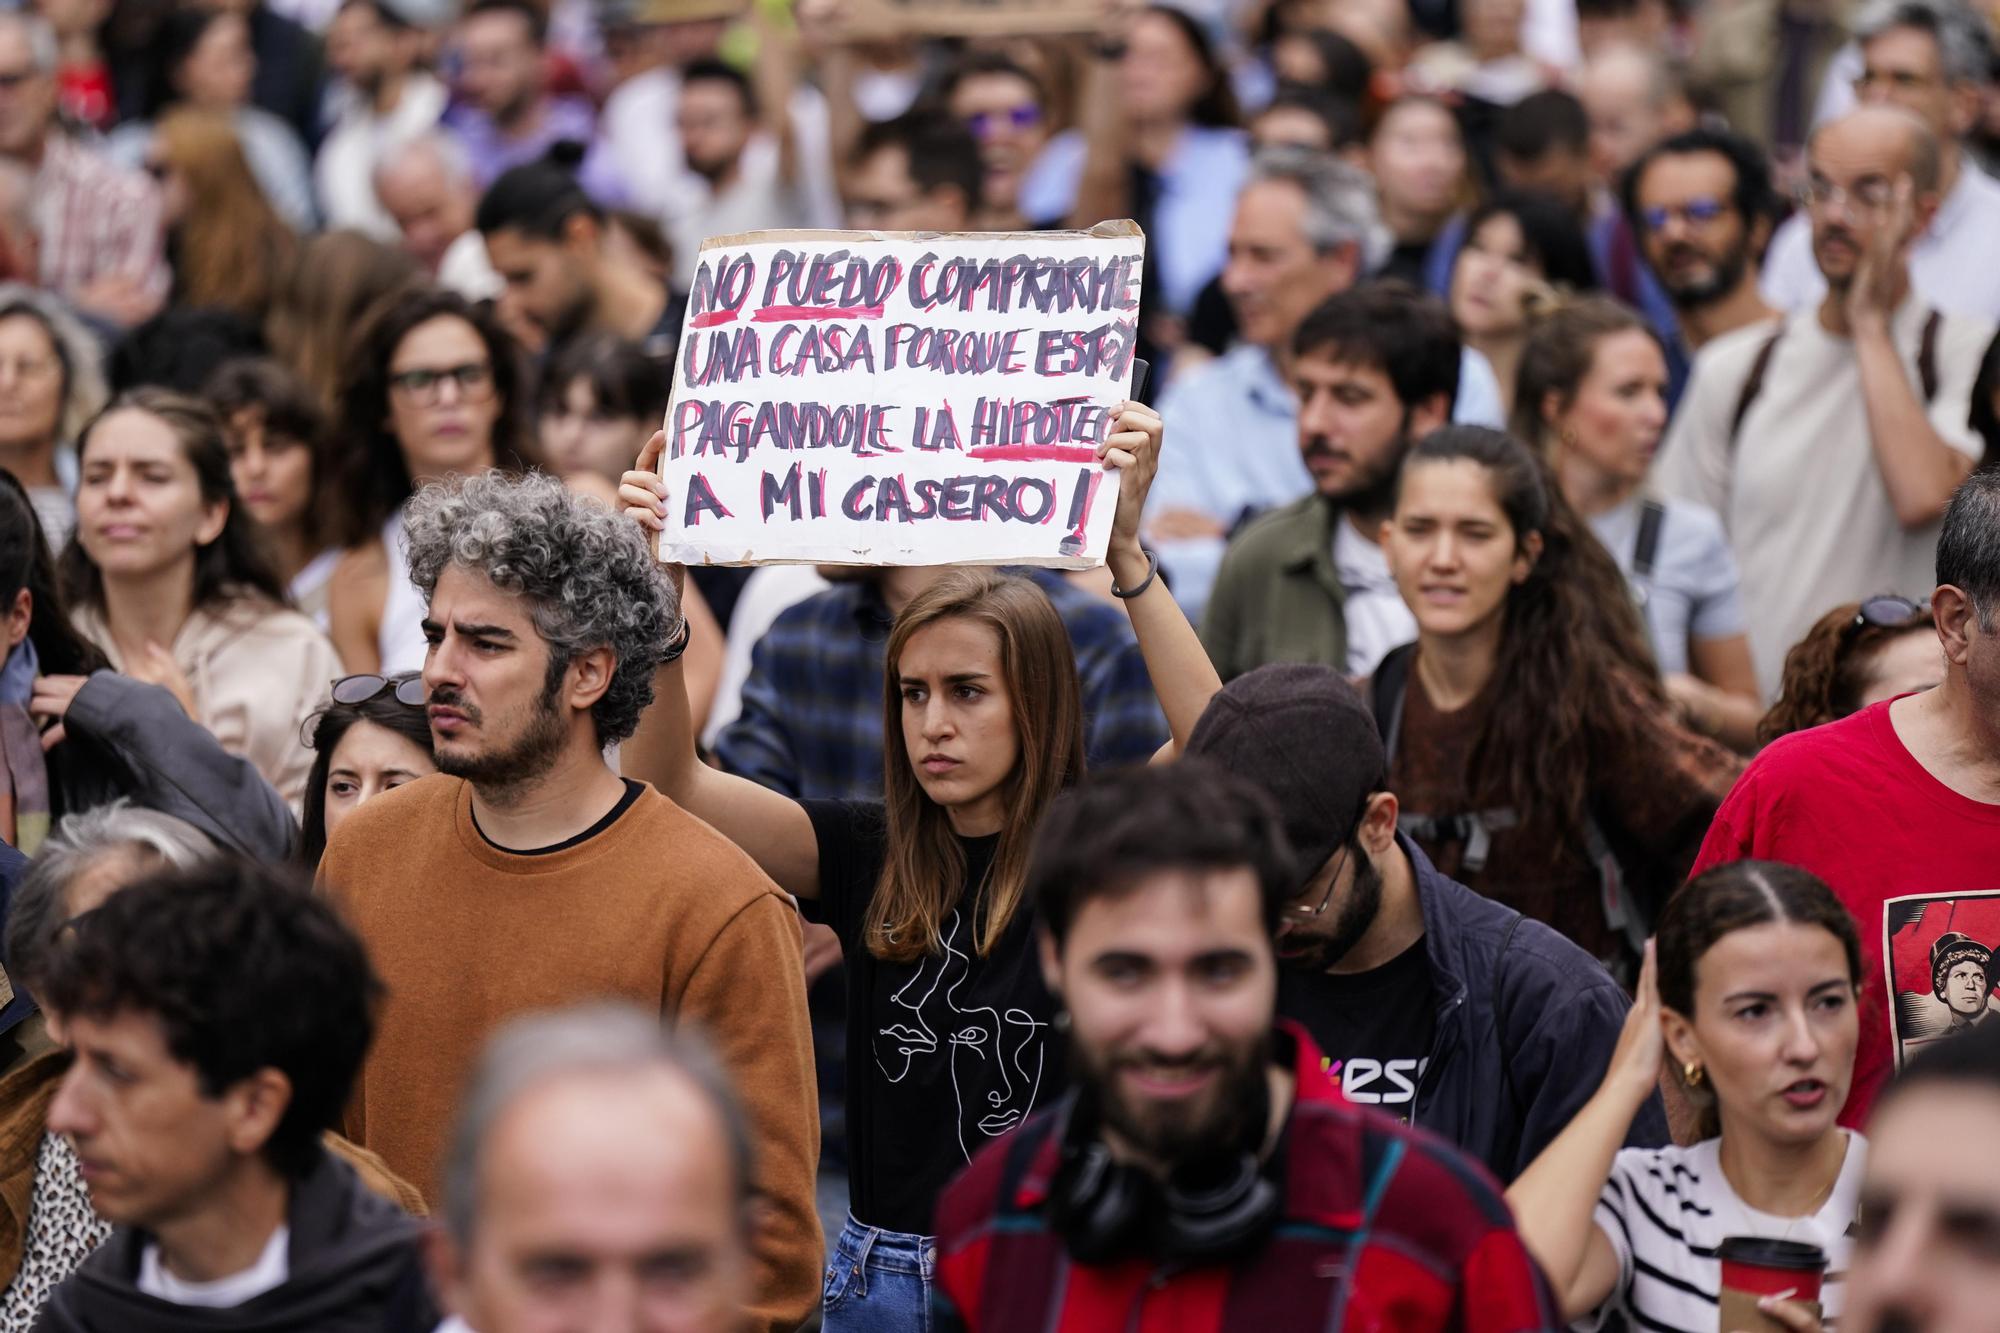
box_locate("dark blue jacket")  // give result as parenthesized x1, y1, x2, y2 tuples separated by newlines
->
(1285, 836, 1670, 1183)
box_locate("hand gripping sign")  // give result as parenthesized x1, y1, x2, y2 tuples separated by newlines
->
(659, 220, 1145, 569)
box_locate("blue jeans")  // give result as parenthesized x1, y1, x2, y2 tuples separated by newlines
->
(821, 1213, 935, 1333)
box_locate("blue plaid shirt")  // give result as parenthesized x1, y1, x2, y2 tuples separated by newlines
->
(713, 570, 1169, 799)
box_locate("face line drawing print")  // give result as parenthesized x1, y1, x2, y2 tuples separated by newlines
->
(875, 909, 1048, 1163)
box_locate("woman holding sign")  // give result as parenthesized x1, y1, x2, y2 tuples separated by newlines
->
(619, 402, 1217, 1332)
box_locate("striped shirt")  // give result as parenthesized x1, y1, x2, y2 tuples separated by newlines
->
(1592, 1133, 1867, 1332)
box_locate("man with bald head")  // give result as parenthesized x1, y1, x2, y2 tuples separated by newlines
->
(373, 134, 501, 300)
(1656, 104, 1992, 701)
(429, 1005, 758, 1333)
(1763, 0, 2000, 319)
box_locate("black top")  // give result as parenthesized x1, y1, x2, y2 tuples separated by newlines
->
(801, 799, 1064, 1236)
(1277, 936, 1437, 1116)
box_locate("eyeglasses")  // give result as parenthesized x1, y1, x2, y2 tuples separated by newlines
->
(1639, 196, 1728, 233)
(1796, 176, 1896, 214)
(1854, 594, 1929, 629)
(330, 673, 427, 707)
(389, 362, 494, 405)
(964, 105, 1041, 139)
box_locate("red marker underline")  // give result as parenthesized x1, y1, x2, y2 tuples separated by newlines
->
(966, 445, 1099, 463)
(751, 305, 886, 322)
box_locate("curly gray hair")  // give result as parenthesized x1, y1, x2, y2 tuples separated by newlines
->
(403, 471, 678, 745)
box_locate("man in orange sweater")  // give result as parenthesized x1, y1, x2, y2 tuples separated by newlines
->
(319, 472, 820, 1332)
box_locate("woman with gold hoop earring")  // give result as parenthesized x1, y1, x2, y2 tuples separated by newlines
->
(1504, 860, 1867, 1331)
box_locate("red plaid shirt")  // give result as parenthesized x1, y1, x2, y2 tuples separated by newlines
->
(932, 1024, 1560, 1333)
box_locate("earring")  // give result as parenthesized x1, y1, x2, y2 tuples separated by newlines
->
(1053, 1009, 1071, 1034)
(1683, 1060, 1704, 1088)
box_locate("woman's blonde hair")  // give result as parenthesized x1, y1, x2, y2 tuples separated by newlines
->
(154, 108, 296, 321)
(864, 570, 1086, 963)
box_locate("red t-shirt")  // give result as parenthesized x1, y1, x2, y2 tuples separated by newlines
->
(1692, 699, 2000, 1125)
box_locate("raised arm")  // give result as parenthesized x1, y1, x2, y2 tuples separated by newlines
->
(1850, 178, 1977, 529)
(618, 433, 823, 900)
(1504, 942, 1665, 1321)
(1099, 402, 1223, 756)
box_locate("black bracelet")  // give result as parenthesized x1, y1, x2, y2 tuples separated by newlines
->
(660, 615, 693, 664)
(1110, 548, 1159, 599)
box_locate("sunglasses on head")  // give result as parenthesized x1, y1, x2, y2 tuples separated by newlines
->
(1855, 595, 1928, 629)
(330, 674, 427, 707)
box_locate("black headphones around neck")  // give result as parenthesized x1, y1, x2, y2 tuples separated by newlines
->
(1043, 1077, 1286, 1267)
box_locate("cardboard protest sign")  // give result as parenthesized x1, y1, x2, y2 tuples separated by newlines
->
(839, 0, 1105, 36)
(659, 220, 1144, 568)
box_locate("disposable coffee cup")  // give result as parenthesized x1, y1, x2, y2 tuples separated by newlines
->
(1717, 1237, 1826, 1333)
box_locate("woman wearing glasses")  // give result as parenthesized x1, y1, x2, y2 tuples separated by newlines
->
(327, 288, 536, 675)
(1759, 596, 1943, 745)
(61, 389, 342, 808)
(299, 673, 436, 865)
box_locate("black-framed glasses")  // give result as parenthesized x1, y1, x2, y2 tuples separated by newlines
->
(1639, 196, 1728, 233)
(330, 673, 427, 707)
(388, 362, 494, 406)
(1855, 594, 1928, 629)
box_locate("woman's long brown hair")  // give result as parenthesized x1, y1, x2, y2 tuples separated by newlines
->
(154, 108, 295, 321)
(863, 570, 1086, 963)
(1397, 426, 1660, 835)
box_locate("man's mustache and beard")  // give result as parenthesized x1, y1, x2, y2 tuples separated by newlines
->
(1279, 839, 1384, 972)
(1657, 231, 1754, 308)
(1302, 415, 1410, 519)
(431, 660, 571, 790)
(1071, 1027, 1273, 1171)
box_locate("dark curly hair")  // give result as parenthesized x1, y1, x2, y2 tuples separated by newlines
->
(402, 471, 675, 745)
(1029, 759, 1295, 947)
(1757, 599, 1936, 745)
(42, 858, 384, 1180)
(333, 287, 535, 550)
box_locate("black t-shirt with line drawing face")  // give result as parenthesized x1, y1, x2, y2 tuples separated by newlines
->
(800, 799, 1065, 1237)
(1277, 936, 1436, 1118)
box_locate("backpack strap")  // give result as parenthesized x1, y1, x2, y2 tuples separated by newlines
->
(1582, 815, 1649, 975)
(1728, 326, 1785, 452)
(1633, 499, 1667, 582)
(1369, 640, 1418, 758)
(1920, 308, 1942, 402)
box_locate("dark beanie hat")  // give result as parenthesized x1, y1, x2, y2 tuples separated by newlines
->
(1185, 663, 1388, 887)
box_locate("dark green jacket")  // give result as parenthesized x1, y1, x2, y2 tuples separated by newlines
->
(1200, 494, 1348, 681)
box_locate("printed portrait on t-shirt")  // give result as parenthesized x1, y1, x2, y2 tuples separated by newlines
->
(1883, 891, 2000, 1067)
(874, 909, 1048, 1162)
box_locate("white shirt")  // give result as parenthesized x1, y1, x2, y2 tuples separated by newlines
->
(1653, 299, 1990, 700)
(138, 1226, 289, 1309)
(316, 72, 449, 238)
(1593, 1135, 1865, 1332)
(1331, 518, 1415, 677)
(437, 229, 502, 302)
(1760, 161, 2000, 320)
